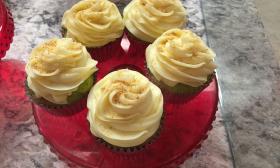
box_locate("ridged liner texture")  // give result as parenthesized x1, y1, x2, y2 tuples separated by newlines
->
(25, 75, 96, 115)
(94, 112, 166, 153)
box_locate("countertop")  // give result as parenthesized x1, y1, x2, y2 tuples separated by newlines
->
(202, 0, 280, 167)
(1, 0, 278, 167)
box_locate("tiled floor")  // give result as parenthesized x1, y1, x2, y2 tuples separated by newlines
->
(254, 0, 280, 61)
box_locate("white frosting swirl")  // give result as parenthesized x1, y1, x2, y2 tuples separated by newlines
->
(62, 0, 124, 47)
(87, 69, 163, 147)
(146, 29, 217, 87)
(26, 38, 98, 104)
(123, 0, 187, 42)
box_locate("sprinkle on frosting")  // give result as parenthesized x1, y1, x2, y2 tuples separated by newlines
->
(87, 69, 163, 147)
(146, 28, 217, 87)
(26, 38, 98, 104)
(62, 0, 125, 47)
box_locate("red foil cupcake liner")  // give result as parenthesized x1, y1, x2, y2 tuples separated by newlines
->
(61, 27, 125, 63)
(125, 29, 150, 57)
(89, 36, 125, 62)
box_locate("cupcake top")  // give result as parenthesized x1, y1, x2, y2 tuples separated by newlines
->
(87, 69, 163, 147)
(123, 0, 187, 43)
(146, 29, 217, 87)
(62, 0, 124, 48)
(26, 38, 98, 104)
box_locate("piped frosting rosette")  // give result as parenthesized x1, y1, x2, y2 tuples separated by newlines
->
(87, 69, 163, 148)
(146, 29, 217, 88)
(26, 38, 98, 105)
(62, 0, 124, 48)
(123, 0, 187, 43)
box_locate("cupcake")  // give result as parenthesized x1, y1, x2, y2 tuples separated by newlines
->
(61, 0, 125, 61)
(25, 38, 98, 113)
(123, 0, 187, 55)
(146, 29, 217, 94)
(87, 69, 163, 151)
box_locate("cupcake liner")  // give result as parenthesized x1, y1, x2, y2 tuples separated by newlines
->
(25, 75, 96, 115)
(125, 29, 150, 57)
(25, 81, 87, 115)
(95, 112, 165, 153)
(61, 26, 124, 62)
(146, 66, 215, 96)
(60, 26, 67, 38)
(88, 36, 124, 62)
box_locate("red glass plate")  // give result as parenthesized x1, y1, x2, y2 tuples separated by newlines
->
(0, 0, 14, 59)
(33, 36, 219, 168)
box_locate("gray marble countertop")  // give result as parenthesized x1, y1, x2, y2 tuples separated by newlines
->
(202, 0, 280, 167)
(2, 0, 278, 167)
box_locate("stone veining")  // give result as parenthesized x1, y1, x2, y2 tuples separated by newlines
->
(202, 0, 280, 167)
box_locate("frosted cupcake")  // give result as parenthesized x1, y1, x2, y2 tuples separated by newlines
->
(123, 0, 187, 55)
(87, 69, 163, 151)
(25, 38, 98, 113)
(62, 0, 125, 61)
(146, 29, 217, 94)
